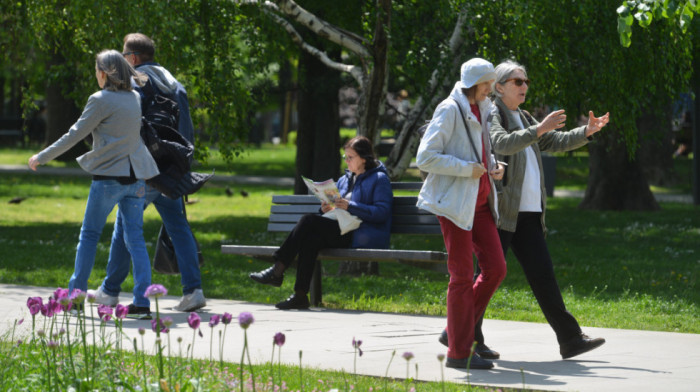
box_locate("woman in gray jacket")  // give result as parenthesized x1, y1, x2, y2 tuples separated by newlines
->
(483, 60, 609, 359)
(29, 50, 159, 316)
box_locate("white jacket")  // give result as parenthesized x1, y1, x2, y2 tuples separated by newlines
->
(416, 82, 498, 230)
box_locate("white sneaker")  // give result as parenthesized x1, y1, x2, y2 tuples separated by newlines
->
(88, 286, 119, 307)
(174, 289, 206, 312)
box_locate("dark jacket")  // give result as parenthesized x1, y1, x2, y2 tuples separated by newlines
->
(336, 162, 393, 249)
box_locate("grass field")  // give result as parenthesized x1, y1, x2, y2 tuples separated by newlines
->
(1, 141, 697, 334)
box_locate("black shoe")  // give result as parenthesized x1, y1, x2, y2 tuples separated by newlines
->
(126, 304, 152, 320)
(250, 266, 283, 287)
(275, 293, 310, 310)
(475, 343, 500, 360)
(445, 354, 494, 370)
(439, 329, 448, 346)
(560, 333, 605, 359)
(438, 330, 500, 360)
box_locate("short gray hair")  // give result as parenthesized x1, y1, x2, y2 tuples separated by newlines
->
(491, 60, 527, 98)
(95, 49, 145, 92)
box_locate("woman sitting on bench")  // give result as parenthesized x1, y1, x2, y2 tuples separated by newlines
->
(249, 136, 393, 310)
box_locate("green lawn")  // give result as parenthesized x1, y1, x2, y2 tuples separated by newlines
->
(1, 150, 697, 333)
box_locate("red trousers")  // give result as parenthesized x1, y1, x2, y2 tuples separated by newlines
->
(439, 203, 506, 359)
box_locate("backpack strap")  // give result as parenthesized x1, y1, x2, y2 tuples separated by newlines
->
(451, 98, 481, 162)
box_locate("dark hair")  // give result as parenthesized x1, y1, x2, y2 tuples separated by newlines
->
(96, 50, 144, 91)
(344, 135, 378, 170)
(123, 33, 155, 63)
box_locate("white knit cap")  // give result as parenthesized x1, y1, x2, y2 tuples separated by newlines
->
(460, 58, 496, 89)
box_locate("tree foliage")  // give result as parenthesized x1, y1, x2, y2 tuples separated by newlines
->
(7, 0, 274, 161)
(617, 0, 699, 46)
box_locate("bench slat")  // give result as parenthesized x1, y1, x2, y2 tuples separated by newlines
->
(221, 245, 446, 263)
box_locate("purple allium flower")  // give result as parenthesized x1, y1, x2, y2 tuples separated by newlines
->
(97, 304, 113, 321)
(138, 327, 146, 336)
(187, 312, 201, 329)
(53, 288, 69, 300)
(162, 316, 173, 328)
(144, 284, 168, 299)
(48, 298, 61, 315)
(115, 304, 128, 320)
(352, 337, 363, 356)
(221, 312, 233, 325)
(274, 332, 286, 347)
(27, 297, 43, 309)
(47, 340, 59, 350)
(58, 295, 72, 311)
(40, 303, 54, 318)
(402, 352, 414, 361)
(27, 297, 43, 316)
(70, 289, 86, 305)
(151, 318, 169, 334)
(437, 353, 445, 362)
(238, 312, 254, 329)
(209, 314, 221, 328)
(37, 329, 45, 338)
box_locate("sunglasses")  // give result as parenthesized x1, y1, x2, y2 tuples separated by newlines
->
(504, 78, 531, 86)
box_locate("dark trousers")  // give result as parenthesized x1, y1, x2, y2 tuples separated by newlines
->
(475, 211, 581, 345)
(274, 214, 352, 294)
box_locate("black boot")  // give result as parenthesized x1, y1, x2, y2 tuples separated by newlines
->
(275, 293, 310, 310)
(250, 266, 283, 287)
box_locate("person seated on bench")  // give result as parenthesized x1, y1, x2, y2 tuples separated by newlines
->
(249, 135, 393, 310)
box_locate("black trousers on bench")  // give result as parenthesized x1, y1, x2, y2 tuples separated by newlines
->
(275, 214, 352, 294)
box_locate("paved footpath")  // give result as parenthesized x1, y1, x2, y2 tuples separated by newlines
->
(2, 284, 698, 392)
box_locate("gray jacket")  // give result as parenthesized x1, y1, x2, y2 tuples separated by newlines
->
(490, 97, 589, 233)
(37, 89, 159, 179)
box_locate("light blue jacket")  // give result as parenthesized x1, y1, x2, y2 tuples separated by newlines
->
(416, 82, 499, 231)
(37, 89, 159, 179)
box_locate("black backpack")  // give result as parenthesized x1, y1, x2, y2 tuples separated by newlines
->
(139, 81, 211, 199)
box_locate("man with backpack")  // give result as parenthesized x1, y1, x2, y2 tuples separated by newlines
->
(89, 33, 206, 317)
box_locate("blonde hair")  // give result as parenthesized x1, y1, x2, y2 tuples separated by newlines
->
(95, 49, 146, 92)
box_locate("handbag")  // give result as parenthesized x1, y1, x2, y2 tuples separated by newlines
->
(153, 200, 204, 275)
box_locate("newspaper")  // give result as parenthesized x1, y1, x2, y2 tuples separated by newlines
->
(301, 176, 362, 235)
(301, 176, 342, 206)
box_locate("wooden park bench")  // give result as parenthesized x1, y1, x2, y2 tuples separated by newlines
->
(221, 182, 447, 305)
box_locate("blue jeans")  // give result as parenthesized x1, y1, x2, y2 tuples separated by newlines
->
(102, 186, 202, 301)
(69, 180, 149, 306)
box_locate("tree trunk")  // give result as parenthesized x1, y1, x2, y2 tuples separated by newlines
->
(355, 0, 391, 146)
(294, 49, 342, 195)
(580, 130, 659, 211)
(45, 53, 85, 160)
(637, 105, 676, 186)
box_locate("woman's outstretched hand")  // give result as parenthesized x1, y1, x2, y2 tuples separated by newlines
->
(536, 109, 567, 137)
(584, 111, 610, 137)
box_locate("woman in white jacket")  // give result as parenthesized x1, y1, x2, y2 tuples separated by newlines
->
(416, 58, 507, 370)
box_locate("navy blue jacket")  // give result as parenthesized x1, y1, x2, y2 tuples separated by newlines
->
(337, 161, 393, 249)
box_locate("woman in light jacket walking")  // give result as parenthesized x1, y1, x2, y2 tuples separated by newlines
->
(417, 58, 507, 370)
(29, 50, 159, 316)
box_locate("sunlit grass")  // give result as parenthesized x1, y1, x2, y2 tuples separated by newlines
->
(1, 171, 697, 333)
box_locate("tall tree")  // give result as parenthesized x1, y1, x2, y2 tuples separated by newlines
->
(470, 0, 692, 210)
(617, 0, 700, 203)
